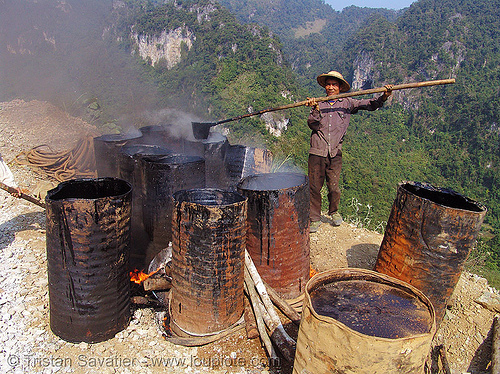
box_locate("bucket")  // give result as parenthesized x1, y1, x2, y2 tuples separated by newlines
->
(293, 268, 436, 374)
(141, 155, 205, 259)
(45, 178, 132, 343)
(170, 188, 247, 335)
(237, 172, 310, 299)
(374, 181, 487, 323)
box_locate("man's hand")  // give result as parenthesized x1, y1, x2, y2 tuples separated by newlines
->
(381, 84, 393, 101)
(10, 187, 22, 198)
(306, 97, 320, 111)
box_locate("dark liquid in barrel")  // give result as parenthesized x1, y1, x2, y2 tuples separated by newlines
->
(310, 280, 432, 339)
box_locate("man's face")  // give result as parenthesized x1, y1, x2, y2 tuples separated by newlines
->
(324, 78, 340, 96)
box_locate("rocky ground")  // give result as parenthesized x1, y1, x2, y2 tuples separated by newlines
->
(0, 99, 497, 373)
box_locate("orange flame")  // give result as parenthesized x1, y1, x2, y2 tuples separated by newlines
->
(129, 268, 160, 284)
(309, 267, 318, 278)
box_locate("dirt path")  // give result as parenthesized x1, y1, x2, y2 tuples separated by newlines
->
(0, 99, 496, 373)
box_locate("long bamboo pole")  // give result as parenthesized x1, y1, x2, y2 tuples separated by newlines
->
(214, 78, 455, 125)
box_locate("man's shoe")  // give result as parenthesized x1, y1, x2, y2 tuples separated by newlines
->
(310, 221, 321, 233)
(330, 212, 343, 226)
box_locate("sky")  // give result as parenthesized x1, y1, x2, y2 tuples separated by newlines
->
(324, 0, 415, 11)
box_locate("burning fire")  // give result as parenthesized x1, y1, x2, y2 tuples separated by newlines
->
(129, 268, 159, 284)
(309, 267, 318, 278)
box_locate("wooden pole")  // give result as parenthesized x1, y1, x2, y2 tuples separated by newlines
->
(214, 78, 456, 125)
(244, 276, 278, 359)
(244, 295, 259, 339)
(244, 250, 296, 362)
(492, 315, 500, 374)
(0, 181, 46, 208)
(265, 281, 301, 326)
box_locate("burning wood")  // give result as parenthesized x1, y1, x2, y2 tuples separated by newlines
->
(129, 268, 160, 285)
(143, 277, 171, 292)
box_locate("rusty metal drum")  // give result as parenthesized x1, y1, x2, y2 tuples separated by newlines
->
(45, 178, 132, 343)
(237, 172, 310, 299)
(170, 188, 247, 335)
(293, 268, 436, 374)
(374, 181, 487, 324)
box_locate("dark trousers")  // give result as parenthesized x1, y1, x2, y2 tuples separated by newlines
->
(308, 150, 342, 222)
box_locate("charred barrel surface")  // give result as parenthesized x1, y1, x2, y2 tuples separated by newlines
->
(293, 269, 436, 374)
(238, 172, 310, 299)
(374, 181, 487, 324)
(119, 144, 173, 268)
(201, 133, 229, 188)
(45, 178, 132, 343)
(93, 131, 143, 178)
(170, 189, 247, 335)
(141, 155, 205, 258)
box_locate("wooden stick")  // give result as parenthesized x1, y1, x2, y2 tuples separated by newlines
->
(142, 277, 171, 292)
(437, 344, 451, 374)
(0, 181, 46, 208)
(244, 277, 277, 359)
(214, 78, 455, 125)
(265, 281, 301, 326)
(244, 295, 259, 339)
(492, 315, 500, 374)
(244, 250, 296, 362)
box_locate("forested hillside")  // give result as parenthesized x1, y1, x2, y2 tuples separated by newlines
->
(217, 0, 399, 88)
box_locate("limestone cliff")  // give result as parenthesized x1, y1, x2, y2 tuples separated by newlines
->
(132, 27, 195, 68)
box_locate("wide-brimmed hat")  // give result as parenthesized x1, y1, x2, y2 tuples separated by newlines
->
(316, 71, 350, 92)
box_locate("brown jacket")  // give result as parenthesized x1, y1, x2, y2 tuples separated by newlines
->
(308, 96, 385, 157)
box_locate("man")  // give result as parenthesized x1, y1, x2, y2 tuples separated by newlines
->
(306, 71, 392, 233)
(0, 153, 22, 198)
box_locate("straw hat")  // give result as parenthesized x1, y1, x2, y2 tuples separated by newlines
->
(316, 71, 350, 92)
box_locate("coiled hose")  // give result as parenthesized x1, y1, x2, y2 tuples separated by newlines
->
(16, 136, 97, 182)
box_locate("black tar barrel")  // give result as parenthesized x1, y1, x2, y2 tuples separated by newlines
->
(187, 133, 229, 188)
(374, 181, 487, 324)
(93, 131, 143, 178)
(141, 155, 205, 260)
(224, 145, 273, 191)
(118, 144, 173, 268)
(139, 124, 185, 153)
(170, 188, 247, 335)
(45, 178, 132, 343)
(238, 172, 310, 299)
